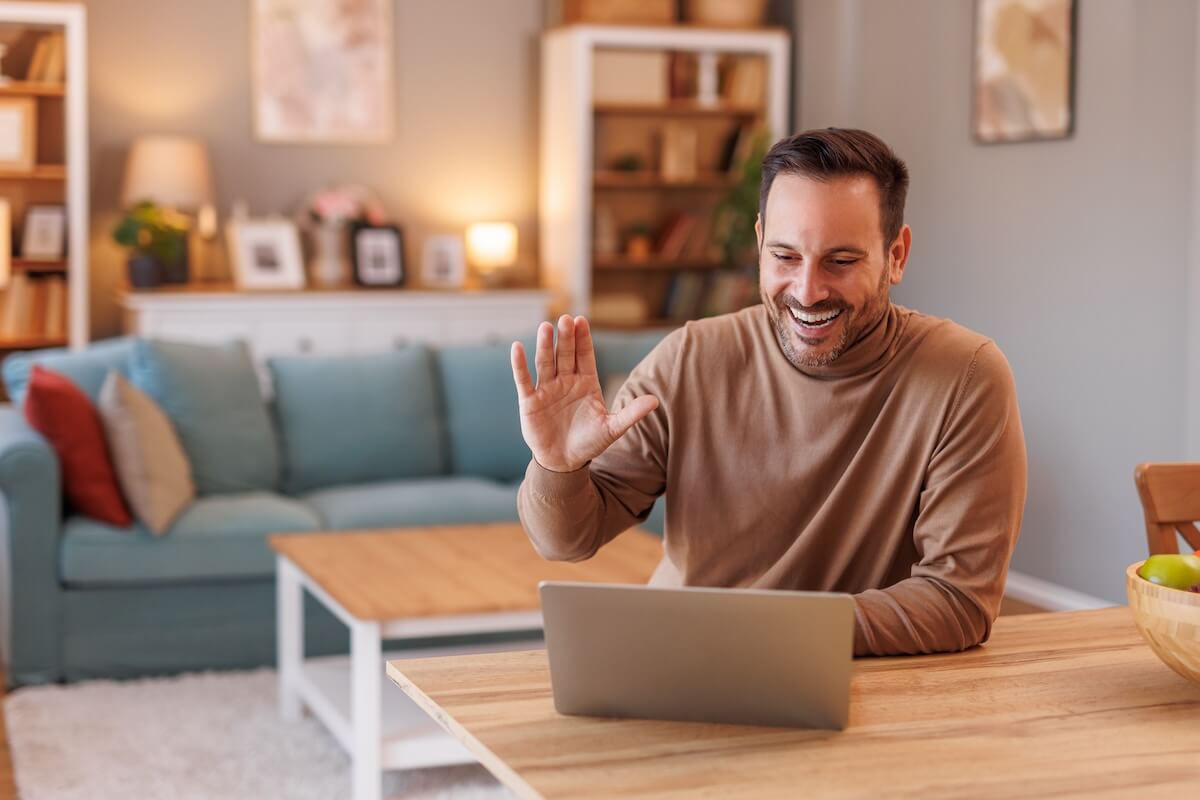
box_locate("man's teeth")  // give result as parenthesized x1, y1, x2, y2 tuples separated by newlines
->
(789, 307, 842, 325)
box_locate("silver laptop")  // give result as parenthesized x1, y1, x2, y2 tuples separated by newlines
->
(538, 581, 855, 730)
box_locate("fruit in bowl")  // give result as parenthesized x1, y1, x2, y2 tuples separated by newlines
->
(1126, 560, 1200, 685)
(1137, 554, 1200, 592)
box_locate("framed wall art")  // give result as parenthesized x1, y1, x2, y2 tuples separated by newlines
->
(972, 0, 1076, 144)
(251, 0, 393, 143)
(21, 204, 66, 260)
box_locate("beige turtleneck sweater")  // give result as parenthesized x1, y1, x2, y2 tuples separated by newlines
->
(517, 303, 1027, 656)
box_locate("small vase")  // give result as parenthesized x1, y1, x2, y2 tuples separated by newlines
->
(310, 221, 350, 287)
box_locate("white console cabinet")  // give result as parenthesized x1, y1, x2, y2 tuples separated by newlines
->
(120, 288, 551, 359)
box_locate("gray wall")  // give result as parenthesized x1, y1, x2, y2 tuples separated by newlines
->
(795, 0, 1196, 602)
(86, 0, 545, 337)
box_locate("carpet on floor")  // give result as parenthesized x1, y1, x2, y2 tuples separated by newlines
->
(4, 668, 512, 799)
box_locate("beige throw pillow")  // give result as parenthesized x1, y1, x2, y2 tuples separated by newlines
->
(98, 371, 194, 535)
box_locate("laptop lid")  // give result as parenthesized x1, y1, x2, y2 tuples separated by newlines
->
(539, 581, 855, 730)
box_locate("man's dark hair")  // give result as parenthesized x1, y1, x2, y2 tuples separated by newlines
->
(759, 128, 910, 246)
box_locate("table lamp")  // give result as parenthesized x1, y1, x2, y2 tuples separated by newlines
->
(121, 135, 216, 283)
(465, 222, 518, 287)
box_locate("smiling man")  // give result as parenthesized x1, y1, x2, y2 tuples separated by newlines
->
(512, 128, 1027, 655)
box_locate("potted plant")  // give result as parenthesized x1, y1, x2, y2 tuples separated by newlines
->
(716, 127, 771, 267)
(111, 201, 190, 287)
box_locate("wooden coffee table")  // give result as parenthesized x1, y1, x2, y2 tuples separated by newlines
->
(268, 522, 662, 800)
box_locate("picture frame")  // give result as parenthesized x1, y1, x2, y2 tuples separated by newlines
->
(0, 96, 35, 172)
(972, 0, 1077, 144)
(226, 218, 306, 290)
(421, 234, 467, 289)
(350, 223, 405, 287)
(21, 204, 66, 261)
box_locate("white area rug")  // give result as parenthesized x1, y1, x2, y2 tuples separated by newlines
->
(4, 669, 512, 799)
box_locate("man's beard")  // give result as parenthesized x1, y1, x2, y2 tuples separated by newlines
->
(763, 268, 891, 370)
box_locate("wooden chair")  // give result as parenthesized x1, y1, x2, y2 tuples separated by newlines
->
(1134, 463, 1200, 555)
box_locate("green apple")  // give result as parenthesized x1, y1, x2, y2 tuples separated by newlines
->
(1138, 554, 1200, 591)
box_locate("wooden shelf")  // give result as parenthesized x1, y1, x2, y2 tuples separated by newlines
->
(0, 164, 66, 180)
(594, 99, 763, 117)
(594, 256, 728, 270)
(12, 258, 67, 273)
(594, 171, 736, 190)
(0, 335, 66, 351)
(0, 80, 64, 97)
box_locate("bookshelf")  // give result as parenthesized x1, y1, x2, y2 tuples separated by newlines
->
(0, 2, 88, 359)
(540, 24, 790, 328)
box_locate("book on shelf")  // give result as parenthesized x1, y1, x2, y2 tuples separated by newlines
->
(724, 56, 766, 107)
(721, 123, 763, 174)
(593, 49, 668, 105)
(0, 272, 66, 341)
(653, 211, 695, 260)
(703, 271, 758, 318)
(662, 272, 708, 322)
(27, 32, 66, 84)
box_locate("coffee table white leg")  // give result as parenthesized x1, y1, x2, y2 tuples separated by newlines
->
(277, 555, 303, 721)
(350, 620, 382, 800)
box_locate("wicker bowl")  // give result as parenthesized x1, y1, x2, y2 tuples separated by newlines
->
(1126, 561, 1200, 684)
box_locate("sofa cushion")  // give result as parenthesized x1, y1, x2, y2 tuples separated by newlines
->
(269, 348, 446, 494)
(24, 366, 132, 527)
(303, 477, 519, 530)
(60, 492, 322, 586)
(436, 339, 533, 482)
(130, 338, 280, 496)
(592, 329, 669, 383)
(2, 337, 134, 406)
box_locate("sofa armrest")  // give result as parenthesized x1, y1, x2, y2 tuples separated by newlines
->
(0, 405, 63, 685)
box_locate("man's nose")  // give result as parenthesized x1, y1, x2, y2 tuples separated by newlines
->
(790, 261, 830, 308)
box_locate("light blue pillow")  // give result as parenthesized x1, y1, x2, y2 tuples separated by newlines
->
(2, 337, 135, 406)
(130, 338, 280, 496)
(268, 348, 447, 494)
(436, 338, 534, 483)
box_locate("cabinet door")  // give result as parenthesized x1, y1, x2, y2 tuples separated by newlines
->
(349, 311, 442, 353)
(136, 312, 256, 347)
(255, 317, 352, 358)
(438, 300, 546, 346)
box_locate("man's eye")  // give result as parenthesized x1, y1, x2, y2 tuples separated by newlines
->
(832, 258, 858, 266)
(772, 253, 797, 262)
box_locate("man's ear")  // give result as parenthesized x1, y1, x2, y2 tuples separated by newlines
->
(755, 215, 763, 251)
(888, 224, 912, 285)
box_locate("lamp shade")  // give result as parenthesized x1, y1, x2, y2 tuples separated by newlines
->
(121, 136, 214, 210)
(465, 222, 518, 272)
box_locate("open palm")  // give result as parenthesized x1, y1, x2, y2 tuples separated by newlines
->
(511, 315, 659, 473)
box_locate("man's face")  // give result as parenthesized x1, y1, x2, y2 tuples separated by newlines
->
(756, 173, 911, 369)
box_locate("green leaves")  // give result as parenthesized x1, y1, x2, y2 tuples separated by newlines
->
(111, 201, 188, 264)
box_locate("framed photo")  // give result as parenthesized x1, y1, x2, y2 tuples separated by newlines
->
(0, 97, 35, 172)
(251, 0, 393, 143)
(226, 218, 306, 290)
(421, 234, 466, 289)
(351, 223, 405, 287)
(21, 205, 66, 260)
(972, 0, 1076, 144)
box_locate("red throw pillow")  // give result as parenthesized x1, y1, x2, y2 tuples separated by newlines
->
(23, 365, 132, 527)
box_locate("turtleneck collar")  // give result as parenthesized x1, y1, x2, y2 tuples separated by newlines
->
(765, 302, 910, 380)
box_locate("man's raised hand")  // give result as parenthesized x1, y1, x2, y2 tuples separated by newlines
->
(510, 315, 659, 473)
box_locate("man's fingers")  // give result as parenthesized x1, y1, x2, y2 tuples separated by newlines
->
(511, 342, 534, 399)
(575, 316, 599, 377)
(556, 314, 576, 376)
(608, 394, 660, 440)
(534, 321, 555, 386)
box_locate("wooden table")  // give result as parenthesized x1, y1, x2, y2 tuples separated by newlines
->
(387, 608, 1200, 798)
(268, 523, 662, 800)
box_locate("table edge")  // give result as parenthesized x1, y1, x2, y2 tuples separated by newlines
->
(386, 659, 544, 800)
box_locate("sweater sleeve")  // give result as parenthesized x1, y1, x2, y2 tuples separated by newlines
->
(853, 341, 1027, 656)
(516, 329, 678, 562)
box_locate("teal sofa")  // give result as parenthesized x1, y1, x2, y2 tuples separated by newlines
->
(0, 331, 666, 687)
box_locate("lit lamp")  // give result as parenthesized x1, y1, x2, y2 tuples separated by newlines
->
(120, 135, 215, 284)
(466, 222, 518, 287)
